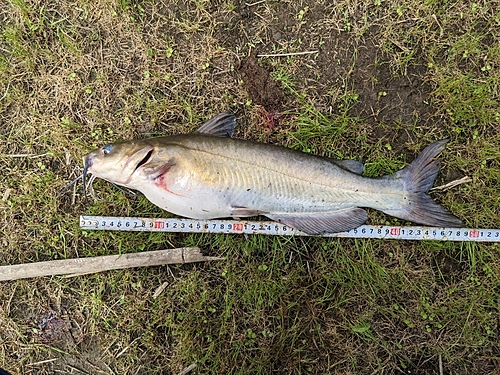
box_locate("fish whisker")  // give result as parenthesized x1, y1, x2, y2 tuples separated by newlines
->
(56, 174, 83, 198)
(87, 175, 101, 201)
(110, 183, 143, 198)
(83, 158, 90, 201)
(86, 176, 142, 200)
(58, 172, 141, 202)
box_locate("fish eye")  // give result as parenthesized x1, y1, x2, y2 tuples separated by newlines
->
(102, 144, 113, 155)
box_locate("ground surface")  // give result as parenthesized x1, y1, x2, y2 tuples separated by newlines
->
(0, 0, 499, 374)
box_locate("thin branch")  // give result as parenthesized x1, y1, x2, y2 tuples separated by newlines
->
(2, 153, 50, 158)
(245, 0, 265, 6)
(257, 50, 319, 57)
(431, 176, 472, 191)
(0, 82, 10, 101)
(179, 364, 197, 375)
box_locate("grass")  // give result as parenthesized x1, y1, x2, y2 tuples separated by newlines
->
(1, 0, 499, 374)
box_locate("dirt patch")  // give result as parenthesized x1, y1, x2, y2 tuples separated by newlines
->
(314, 29, 433, 127)
(309, 28, 434, 151)
(233, 2, 435, 153)
(238, 55, 285, 112)
(32, 309, 76, 350)
(348, 34, 434, 150)
(238, 55, 286, 133)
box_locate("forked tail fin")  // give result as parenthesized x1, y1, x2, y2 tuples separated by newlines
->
(383, 139, 463, 227)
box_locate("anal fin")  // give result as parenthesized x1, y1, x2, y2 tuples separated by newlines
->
(266, 208, 368, 235)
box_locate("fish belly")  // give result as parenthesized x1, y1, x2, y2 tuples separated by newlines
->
(139, 181, 235, 219)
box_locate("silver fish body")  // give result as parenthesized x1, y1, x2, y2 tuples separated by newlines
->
(83, 113, 463, 234)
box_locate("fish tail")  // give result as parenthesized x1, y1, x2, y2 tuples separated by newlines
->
(383, 139, 463, 227)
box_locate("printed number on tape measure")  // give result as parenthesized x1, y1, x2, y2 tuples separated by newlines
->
(80, 216, 500, 242)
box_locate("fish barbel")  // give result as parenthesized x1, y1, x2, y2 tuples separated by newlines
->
(83, 113, 463, 234)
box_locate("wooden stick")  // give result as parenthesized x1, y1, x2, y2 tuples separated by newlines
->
(0, 248, 223, 281)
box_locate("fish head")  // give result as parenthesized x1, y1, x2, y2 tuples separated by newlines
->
(83, 140, 156, 189)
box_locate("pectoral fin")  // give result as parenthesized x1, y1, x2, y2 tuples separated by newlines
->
(197, 113, 237, 137)
(266, 208, 368, 235)
(143, 160, 176, 180)
(230, 207, 263, 218)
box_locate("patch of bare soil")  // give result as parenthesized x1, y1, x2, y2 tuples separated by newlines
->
(33, 309, 74, 349)
(319, 29, 434, 150)
(238, 55, 285, 112)
(238, 55, 286, 133)
(231, 2, 436, 153)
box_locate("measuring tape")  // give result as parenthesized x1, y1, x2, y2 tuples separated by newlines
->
(80, 216, 500, 242)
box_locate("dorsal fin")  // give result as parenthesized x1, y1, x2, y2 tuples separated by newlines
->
(197, 113, 237, 137)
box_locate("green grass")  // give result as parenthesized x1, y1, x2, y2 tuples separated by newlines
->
(1, 0, 499, 374)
